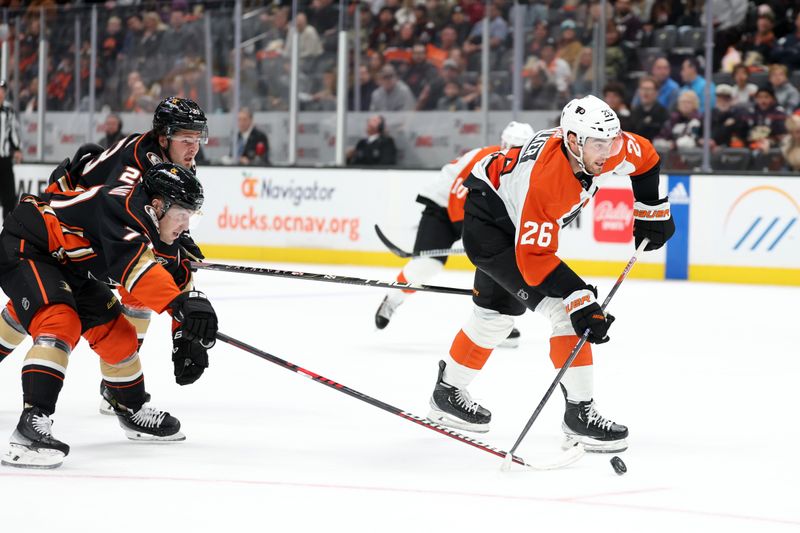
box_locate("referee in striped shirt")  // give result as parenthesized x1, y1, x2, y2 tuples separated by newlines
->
(0, 80, 21, 222)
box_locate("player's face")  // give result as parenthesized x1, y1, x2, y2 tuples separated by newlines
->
(165, 129, 203, 169)
(158, 205, 200, 244)
(582, 134, 623, 174)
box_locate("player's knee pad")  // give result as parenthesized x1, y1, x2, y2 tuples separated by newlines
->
(0, 304, 27, 358)
(535, 296, 575, 337)
(27, 303, 81, 351)
(463, 305, 515, 349)
(84, 313, 138, 365)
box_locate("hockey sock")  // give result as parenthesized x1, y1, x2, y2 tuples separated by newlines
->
(101, 355, 146, 411)
(400, 257, 445, 294)
(550, 335, 594, 402)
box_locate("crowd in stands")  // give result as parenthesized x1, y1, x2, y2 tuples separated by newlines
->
(6, 0, 800, 170)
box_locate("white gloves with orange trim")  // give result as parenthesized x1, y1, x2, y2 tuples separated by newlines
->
(564, 285, 614, 344)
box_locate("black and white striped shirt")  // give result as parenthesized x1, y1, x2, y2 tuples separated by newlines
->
(0, 101, 20, 159)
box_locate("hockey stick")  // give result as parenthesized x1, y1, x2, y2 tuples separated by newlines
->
(216, 331, 581, 471)
(374, 224, 465, 259)
(191, 262, 472, 296)
(501, 238, 650, 471)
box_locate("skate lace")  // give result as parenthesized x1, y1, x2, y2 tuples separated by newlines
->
(31, 414, 54, 437)
(584, 402, 614, 431)
(454, 389, 480, 414)
(130, 405, 167, 428)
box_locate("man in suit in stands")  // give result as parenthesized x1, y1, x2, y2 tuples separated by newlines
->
(346, 114, 397, 166)
(236, 107, 270, 166)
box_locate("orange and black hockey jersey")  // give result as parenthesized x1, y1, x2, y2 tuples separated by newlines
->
(469, 128, 660, 287)
(7, 181, 184, 314)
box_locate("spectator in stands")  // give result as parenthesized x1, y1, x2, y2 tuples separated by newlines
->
(460, 0, 486, 26)
(604, 23, 628, 83)
(466, 2, 509, 51)
(413, 5, 437, 44)
(743, 11, 777, 62)
(629, 76, 669, 141)
(709, 84, 748, 148)
(436, 80, 466, 110)
(347, 115, 397, 165)
(527, 21, 549, 60)
(646, 57, 679, 110)
(524, 38, 571, 107)
(349, 65, 377, 111)
(122, 14, 144, 57)
(768, 64, 800, 112)
(680, 56, 715, 113)
(770, 11, 800, 70)
(603, 82, 634, 131)
(571, 47, 595, 98)
(656, 90, 703, 151)
(557, 19, 583, 67)
(286, 12, 323, 61)
(449, 5, 472, 44)
(461, 74, 508, 110)
(370, 64, 416, 111)
(427, 0, 451, 29)
(162, 9, 194, 67)
(369, 7, 396, 53)
(309, 70, 337, 111)
(136, 12, 164, 82)
(404, 44, 437, 99)
(392, 22, 417, 49)
(746, 86, 788, 154)
(307, 0, 339, 39)
(423, 58, 461, 110)
(523, 61, 558, 110)
(99, 114, 125, 148)
(235, 107, 270, 166)
(395, 0, 418, 27)
(780, 114, 800, 170)
(649, 0, 679, 28)
(437, 26, 460, 53)
(731, 63, 757, 110)
(614, 0, 644, 44)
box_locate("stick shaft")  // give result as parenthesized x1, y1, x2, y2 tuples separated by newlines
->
(216, 331, 530, 466)
(191, 262, 472, 296)
(374, 224, 465, 258)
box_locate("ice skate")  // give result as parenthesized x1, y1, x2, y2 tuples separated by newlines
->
(102, 388, 185, 441)
(498, 328, 521, 348)
(561, 393, 628, 453)
(1, 406, 70, 469)
(99, 382, 151, 416)
(374, 293, 405, 329)
(427, 360, 491, 433)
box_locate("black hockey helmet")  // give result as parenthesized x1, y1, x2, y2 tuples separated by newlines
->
(152, 96, 208, 142)
(142, 163, 204, 212)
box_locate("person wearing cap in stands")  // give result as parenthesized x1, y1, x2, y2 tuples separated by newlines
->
(0, 80, 21, 222)
(710, 84, 748, 148)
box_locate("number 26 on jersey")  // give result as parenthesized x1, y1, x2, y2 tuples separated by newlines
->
(520, 221, 553, 246)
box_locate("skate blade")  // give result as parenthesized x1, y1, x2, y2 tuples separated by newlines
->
(498, 337, 520, 349)
(99, 399, 116, 416)
(124, 430, 186, 442)
(426, 409, 490, 434)
(562, 434, 628, 453)
(1, 443, 65, 469)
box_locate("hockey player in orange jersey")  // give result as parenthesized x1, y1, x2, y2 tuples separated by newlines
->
(426, 95, 674, 452)
(374, 121, 533, 349)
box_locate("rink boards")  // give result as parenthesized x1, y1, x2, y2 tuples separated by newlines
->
(14, 164, 800, 286)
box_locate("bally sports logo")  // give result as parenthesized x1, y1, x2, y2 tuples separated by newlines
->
(593, 188, 634, 243)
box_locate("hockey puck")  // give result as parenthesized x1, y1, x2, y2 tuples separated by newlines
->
(610, 456, 627, 475)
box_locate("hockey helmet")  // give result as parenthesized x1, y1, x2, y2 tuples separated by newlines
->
(142, 162, 204, 213)
(500, 121, 534, 149)
(560, 95, 623, 171)
(152, 97, 208, 143)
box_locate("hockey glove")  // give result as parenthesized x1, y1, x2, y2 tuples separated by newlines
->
(633, 198, 675, 251)
(179, 232, 205, 261)
(564, 286, 615, 344)
(172, 329, 209, 386)
(171, 290, 218, 346)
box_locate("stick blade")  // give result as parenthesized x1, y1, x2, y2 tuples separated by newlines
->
(500, 452, 515, 471)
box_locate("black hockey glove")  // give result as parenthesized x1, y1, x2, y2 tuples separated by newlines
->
(172, 329, 209, 386)
(171, 290, 218, 346)
(564, 286, 615, 344)
(179, 232, 205, 261)
(633, 198, 675, 251)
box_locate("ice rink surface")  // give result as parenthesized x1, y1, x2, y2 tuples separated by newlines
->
(0, 261, 797, 532)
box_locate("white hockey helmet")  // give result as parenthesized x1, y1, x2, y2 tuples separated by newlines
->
(500, 121, 534, 150)
(560, 95, 623, 172)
